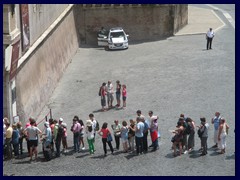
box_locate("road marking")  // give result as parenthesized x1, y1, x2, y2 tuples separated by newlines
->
(206, 4, 235, 29)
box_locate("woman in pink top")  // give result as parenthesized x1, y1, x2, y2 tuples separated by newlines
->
(122, 84, 127, 108)
(98, 122, 114, 156)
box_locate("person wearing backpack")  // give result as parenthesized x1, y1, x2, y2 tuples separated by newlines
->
(197, 117, 209, 156)
(89, 114, 98, 142)
(186, 118, 195, 152)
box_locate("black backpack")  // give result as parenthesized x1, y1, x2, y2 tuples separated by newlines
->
(57, 125, 64, 138)
(98, 87, 101, 96)
(198, 126, 205, 138)
(185, 124, 192, 135)
(95, 121, 100, 131)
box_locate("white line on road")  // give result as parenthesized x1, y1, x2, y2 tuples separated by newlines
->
(206, 4, 235, 29)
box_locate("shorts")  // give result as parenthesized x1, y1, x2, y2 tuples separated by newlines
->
(122, 96, 126, 101)
(101, 96, 106, 107)
(116, 93, 121, 101)
(29, 140, 38, 147)
(79, 133, 84, 137)
(121, 138, 128, 143)
(107, 93, 114, 102)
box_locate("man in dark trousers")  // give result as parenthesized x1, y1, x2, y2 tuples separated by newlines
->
(206, 28, 215, 50)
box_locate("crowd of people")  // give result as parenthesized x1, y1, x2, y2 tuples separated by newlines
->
(170, 112, 230, 157)
(99, 80, 127, 111)
(3, 110, 231, 161)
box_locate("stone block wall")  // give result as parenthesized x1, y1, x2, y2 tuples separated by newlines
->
(15, 9, 79, 121)
(75, 4, 188, 45)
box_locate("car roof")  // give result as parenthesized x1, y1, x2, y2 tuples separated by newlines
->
(110, 27, 124, 32)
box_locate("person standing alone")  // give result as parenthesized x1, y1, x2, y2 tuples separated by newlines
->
(206, 28, 215, 50)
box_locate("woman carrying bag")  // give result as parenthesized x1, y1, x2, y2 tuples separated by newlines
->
(98, 122, 114, 156)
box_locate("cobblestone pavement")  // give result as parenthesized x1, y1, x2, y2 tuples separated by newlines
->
(3, 5, 235, 176)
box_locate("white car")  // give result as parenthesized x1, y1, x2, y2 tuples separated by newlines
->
(98, 27, 129, 50)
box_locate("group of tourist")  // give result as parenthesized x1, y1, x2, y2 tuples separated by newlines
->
(99, 80, 127, 111)
(3, 110, 230, 161)
(170, 112, 230, 157)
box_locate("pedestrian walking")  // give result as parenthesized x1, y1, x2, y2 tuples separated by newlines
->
(121, 120, 129, 153)
(111, 120, 121, 150)
(98, 122, 114, 156)
(85, 120, 95, 155)
(135, 117, 144, 155)
(107, 80, 114, 108)
(197, 117, 209, 156)
(218, 118, 229, 154)
(78, 119, 85, 150)
(128, 119, 135, 151)
(206, 27, 215, 50)
(122, 84, 127, 108)
(24, 119, 42, 161)
(115, 80, 121, 107)
(71, 116, 81, 153)
(211, 112, 221, 148)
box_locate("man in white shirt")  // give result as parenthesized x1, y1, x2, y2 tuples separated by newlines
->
(206, 28, 215, 50)
(107, 80, 114, 108)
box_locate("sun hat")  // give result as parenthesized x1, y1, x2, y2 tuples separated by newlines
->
(86, 120, 93, 127)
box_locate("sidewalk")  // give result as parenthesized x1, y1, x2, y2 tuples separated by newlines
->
(175, 5, 225, 36)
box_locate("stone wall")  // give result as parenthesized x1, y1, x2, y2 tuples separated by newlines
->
(15, 9, 79, 121)
(75, 4, 188, 45)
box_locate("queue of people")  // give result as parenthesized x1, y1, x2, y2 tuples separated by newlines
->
(170, 112, 230, 157)
(3, 111, 231, 161)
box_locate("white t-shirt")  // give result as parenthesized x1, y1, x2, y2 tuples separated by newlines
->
(25, 126, 41, 140)
(206, 30, 215, 38)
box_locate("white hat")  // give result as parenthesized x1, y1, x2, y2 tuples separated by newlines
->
(62, 123, 67, 128)
(86, 120, 93, 127)
(59, 118, 63, 122)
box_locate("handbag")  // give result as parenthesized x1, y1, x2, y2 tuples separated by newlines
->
(107, 134, 113, 142)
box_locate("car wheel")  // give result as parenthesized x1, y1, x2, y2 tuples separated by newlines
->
(104, 46, 109, 51)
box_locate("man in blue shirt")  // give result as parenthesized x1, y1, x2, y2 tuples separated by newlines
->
(135, 117, 144, 155)
(211, 112, 221, 148)
(142, 118, 149, 153)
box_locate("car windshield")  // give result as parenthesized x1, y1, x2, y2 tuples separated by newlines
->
(110, 32, 125, 39)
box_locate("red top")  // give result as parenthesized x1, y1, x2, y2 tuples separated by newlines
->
(101, 86, 106, 97)
(122, 88, 127, 97)
(100, 128, 110, 138)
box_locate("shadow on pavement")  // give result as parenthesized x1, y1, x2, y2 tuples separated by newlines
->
(225, 154, 235, 160)
(76, 153, 90, 158)
(90, 154, 106, 159)
(124, 153, 136, 160)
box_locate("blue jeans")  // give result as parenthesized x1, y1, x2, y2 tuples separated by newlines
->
(73, 133, 80, 152)
(135, 136, 143, 154)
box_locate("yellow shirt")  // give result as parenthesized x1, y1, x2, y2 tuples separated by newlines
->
(5, 127, 13, 139)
